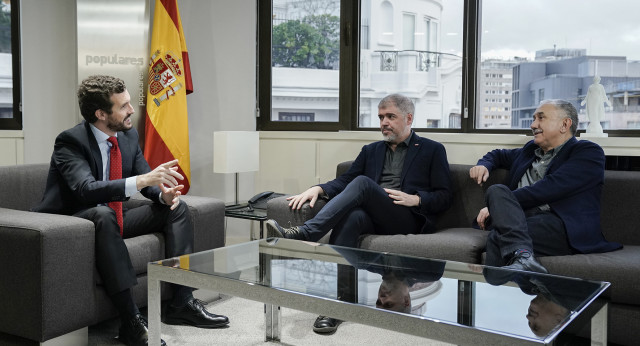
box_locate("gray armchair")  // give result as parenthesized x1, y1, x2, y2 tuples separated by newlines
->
(265, 161, 354, 243)
(0, 163, 226, 344)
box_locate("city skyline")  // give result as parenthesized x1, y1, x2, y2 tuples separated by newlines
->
(441, 0, 640, 61)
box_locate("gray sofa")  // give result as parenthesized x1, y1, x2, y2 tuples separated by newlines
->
(267, 161, 640, 346)
(0, 163, 226, 345)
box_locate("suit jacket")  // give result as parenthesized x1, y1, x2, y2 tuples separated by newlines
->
(477, 136, 622, 253)
(318, 132, 452, 234)
(33, 121, 161, 215)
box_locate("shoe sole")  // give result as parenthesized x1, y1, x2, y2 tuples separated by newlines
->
(162, 317, 230, 329)
(313, 326, 338, 333)
(313, 320, 342, 333)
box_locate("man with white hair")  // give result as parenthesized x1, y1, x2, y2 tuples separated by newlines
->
(470, 99, 621, 274)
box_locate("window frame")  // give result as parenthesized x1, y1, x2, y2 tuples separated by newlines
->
(257, 0, 640, 137)
(0, 0, 21, 130)
(258, 0, 357, 132)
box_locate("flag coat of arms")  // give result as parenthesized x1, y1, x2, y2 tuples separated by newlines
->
(144, 0, 193, 193)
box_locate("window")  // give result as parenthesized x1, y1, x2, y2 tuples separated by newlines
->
(478, 0, 640, 131)
(269, 0, 341, 125)
(426, 119, 439, 128)
(359, 0, 463, 129)
(402, 13, 415, 50)
(429, 19, 438, 52)
(278, 112, 315, 121)
(379, 0, 393, 44)
(259, 0, 463, 131)
(259, 0, 351, 131)
(0, 0, 20, 130)
(627, 121, 640, 129)
(424, 17, 431, 51)
(259, 0, 640, 135)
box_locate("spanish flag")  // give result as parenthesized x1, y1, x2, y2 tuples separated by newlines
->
(144, 0, 192, 193)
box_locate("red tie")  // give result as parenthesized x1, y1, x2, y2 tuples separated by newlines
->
(107, 137, 124, 237)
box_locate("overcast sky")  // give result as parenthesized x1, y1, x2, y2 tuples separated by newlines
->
(440, 0, 640, 61)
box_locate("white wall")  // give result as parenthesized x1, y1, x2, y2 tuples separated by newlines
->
(178, 0, 257, 200)
(16, 0, 258, 205)
(256, 132, 640, 195)
(0, 130, 23, 165)
(21, 0, 78, 165)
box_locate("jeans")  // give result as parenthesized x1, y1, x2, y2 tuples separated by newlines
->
(301, 176, 426, 247)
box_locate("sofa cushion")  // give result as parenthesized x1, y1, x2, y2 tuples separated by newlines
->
(434, 164, 509, 230)
(539, 245, 640, 306)
(359, 228, 488, 264)
(0, 164, 49, 211)
(601, 170, 640, 246)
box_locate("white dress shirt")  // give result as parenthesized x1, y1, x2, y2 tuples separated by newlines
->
(90, 124, 138, 198)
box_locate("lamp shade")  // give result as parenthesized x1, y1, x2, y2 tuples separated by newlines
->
(213, 131, 260, 173)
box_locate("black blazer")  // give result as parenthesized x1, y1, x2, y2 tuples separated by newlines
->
(477, 137, 621, 253)
(33, 121, 161, 215)
(318, 132, 452, 233)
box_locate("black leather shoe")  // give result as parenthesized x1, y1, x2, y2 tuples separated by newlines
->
(504, 252, 548, 274)
(118, 313, 166, 346)
(265, 219, 306, 240)
(163, 298, 229, 328)
(313, 315, 342, 334)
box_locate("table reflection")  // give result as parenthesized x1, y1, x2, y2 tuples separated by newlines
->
(332, 247, 445, 314)
(483, 266, 600, 337)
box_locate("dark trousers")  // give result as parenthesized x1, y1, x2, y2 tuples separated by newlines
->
(74, 200, 194, 295)
(302, 176, 426, 247)
(484, 184, 573, 266)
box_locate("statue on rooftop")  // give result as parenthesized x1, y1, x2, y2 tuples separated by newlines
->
(581, 75, 611, 134)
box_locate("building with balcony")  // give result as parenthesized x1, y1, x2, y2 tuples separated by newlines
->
(512, 48, 640, 129)
(271, 0, 463, 129)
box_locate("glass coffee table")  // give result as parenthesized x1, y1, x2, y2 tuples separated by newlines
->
(148, 239, 609, 345)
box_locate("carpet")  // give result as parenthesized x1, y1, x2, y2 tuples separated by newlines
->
(88, 291, 454, 346)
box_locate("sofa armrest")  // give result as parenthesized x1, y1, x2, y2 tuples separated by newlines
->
(180, 195, 226, 252)
(266, 195, 327, 227)
(125, 193, 226, 252)
(0, 208, 95, 342)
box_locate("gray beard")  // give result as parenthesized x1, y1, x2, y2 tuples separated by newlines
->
(383, 133, 397, 142)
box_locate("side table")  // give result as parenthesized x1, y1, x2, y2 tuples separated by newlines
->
(225, 203, 268, 240)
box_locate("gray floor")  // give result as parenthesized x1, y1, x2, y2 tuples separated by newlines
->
(89, 292, 454, 346)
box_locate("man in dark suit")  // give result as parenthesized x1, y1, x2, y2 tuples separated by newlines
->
(469, 99, 622, 274)
(33, 75, 228, 346)
(266, 93, 452, 333)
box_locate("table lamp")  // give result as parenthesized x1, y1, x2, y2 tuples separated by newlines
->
(213, 131, 260, 204)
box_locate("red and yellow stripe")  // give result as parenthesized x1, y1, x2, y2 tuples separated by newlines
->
(144, 0, 192, 193)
